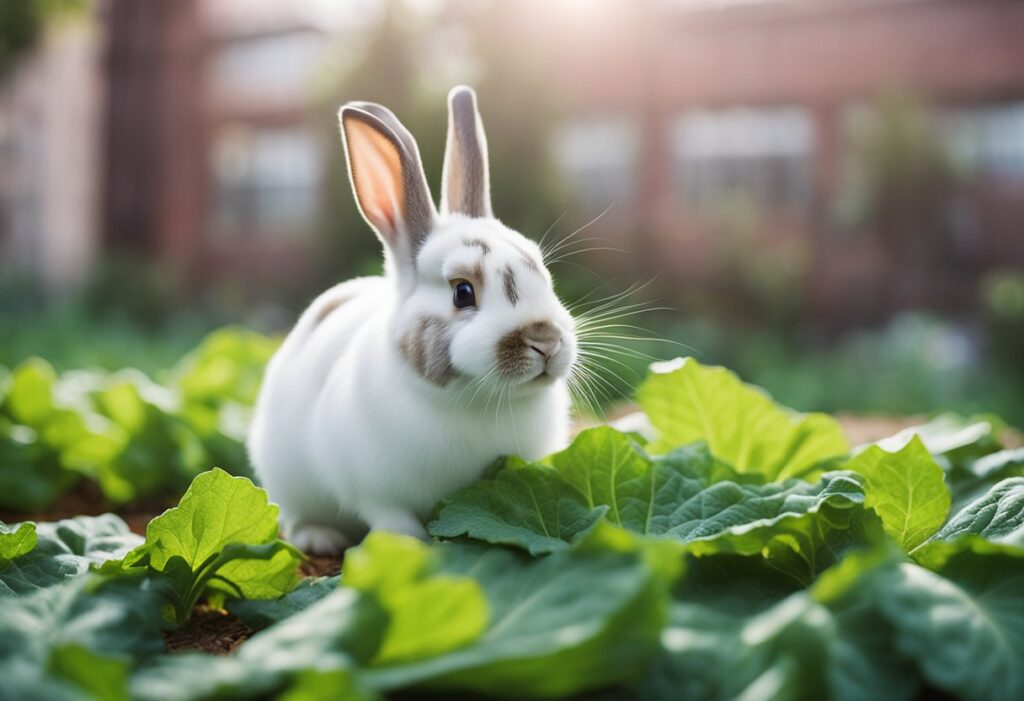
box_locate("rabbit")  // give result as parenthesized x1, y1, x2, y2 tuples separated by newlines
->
(247, 86, 577, 555)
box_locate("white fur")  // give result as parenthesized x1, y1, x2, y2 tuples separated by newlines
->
(248, 217, 576, 553)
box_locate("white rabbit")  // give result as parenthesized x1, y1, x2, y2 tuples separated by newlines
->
(247, 87, 577, 555)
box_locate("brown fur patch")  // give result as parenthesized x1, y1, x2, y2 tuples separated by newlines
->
(502, 266, 519, 306)
(464, 238, 491, 255)
(506, 240, 542, 273)
(496, 321, 560, 378)
(399, 315, 457, 385)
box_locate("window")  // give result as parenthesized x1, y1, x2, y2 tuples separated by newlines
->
(671, 107, 814, 211)
(212, 32, 328, 102)
(553, 117, 640, 210)
(211, 125, 321, 239)
(945, 102, 1024, 180)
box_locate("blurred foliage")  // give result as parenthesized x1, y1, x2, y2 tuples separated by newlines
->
(578, 312, 1024, 430)
(702, 194, 809, 327)
(313, 0, 566, 286)
(0, 265, 211, 375)
(0, 327, 278, 512)
(842, 93, 957, 266)
(0, 0, 83, 75)
(0, 305, 1020, 517)
(982, 269, 1024, 381)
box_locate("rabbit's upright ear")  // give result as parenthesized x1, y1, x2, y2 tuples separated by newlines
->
(441, 86, 492, 218)
(339, 105, 436, 275)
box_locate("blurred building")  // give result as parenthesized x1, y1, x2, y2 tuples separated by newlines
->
(0, 17, 102, 293)
(545, 0, 1024, 326)
(1, 0, 1022, 328)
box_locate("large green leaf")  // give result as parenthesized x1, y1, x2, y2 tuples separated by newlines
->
(118, 468, 301, 625)
(0, 575, 170, 700)
(635, 358, 848, 480)
(48, 644, 132, 701)
(844, 436, 950, 551)
(131, 588, 384, 701)
(930, 477, 1024, 546)
(229, 576, 340, 629)
(948, 447, 1024, 513)
(427, 460, 607, 555)
(431, 428, 865, 561)
(342, 533, 488, 665)
(128, 468, 277, 570)
(913, 477, 1024, 569)
(874, 413, 1004, 467)
(0, 515, 142, 596)
(362, 534, 670, 698)
(873, 551, 1024, 701)
(636, 552, 917, 701)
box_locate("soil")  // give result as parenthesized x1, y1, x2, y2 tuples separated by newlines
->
(0, 479, 173, 536)
(164, 554, 342, 655)
(164, 606, 255, 655)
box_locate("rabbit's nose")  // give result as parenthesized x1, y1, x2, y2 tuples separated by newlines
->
(529, 338, 561, 360)
(521, 321, 562, 361)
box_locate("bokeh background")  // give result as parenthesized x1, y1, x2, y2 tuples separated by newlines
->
(2, 0, 1023, 424)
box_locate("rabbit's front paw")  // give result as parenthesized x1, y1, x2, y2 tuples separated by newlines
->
(288, 524, 350, 556)
(366, 508, 429, 541)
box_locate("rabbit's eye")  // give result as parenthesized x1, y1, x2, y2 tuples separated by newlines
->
(452, 280, 476, 309)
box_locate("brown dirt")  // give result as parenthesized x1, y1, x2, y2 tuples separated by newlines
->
(164, 606, 255, 655)
(300, 554, 343, 578)
(0, 480, 172, 536)
(165, 552, 341, 656)
(834, 414, 926, 446)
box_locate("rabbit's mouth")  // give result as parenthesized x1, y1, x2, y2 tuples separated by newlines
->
(494, 322, 575, 385)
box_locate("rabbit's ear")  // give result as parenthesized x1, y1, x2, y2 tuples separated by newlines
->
(339, 105, 436, 273)
(441, 86, 492, 218)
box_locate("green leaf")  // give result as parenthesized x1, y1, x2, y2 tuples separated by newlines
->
(0, 515, 142, 596)
(0, 427, 77, 511)
(844, 436, 950, 551)
(638, 552, 918, 701)
(0, 575, 170, 699)
(118, 468, 301, 625)
(930, 477, 1024, 546)
(427, 460, 607, 555)
(948, 447, 1024, 513)
(362, 537, 671, 698)
(874, 413, 1003, 467)
(229, 576, 340, 629)
(131, 588, 384, 701)
(0, 521, 37, 560)
(174, 326, 279, 408)
(48, 644, 131, 701)
(342, 533, 488, 665)
(4, 357, 58, 426)
(431, 428, 865, 562)
(873, 551, 1024, 701)
(635, 358, 848, 480)
(913, 477, 1024, 569)
(277, 668, 378, 701)
(129, 468, 278, 570)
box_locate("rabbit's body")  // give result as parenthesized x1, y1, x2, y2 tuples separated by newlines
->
(249, 92, 577, 553)
(250, 265, 569, 545)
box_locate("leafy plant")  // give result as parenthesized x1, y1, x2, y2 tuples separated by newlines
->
(0, 327, 278, 511)
(112, 469, 302, 626)
(1, 356, 1023, 700)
